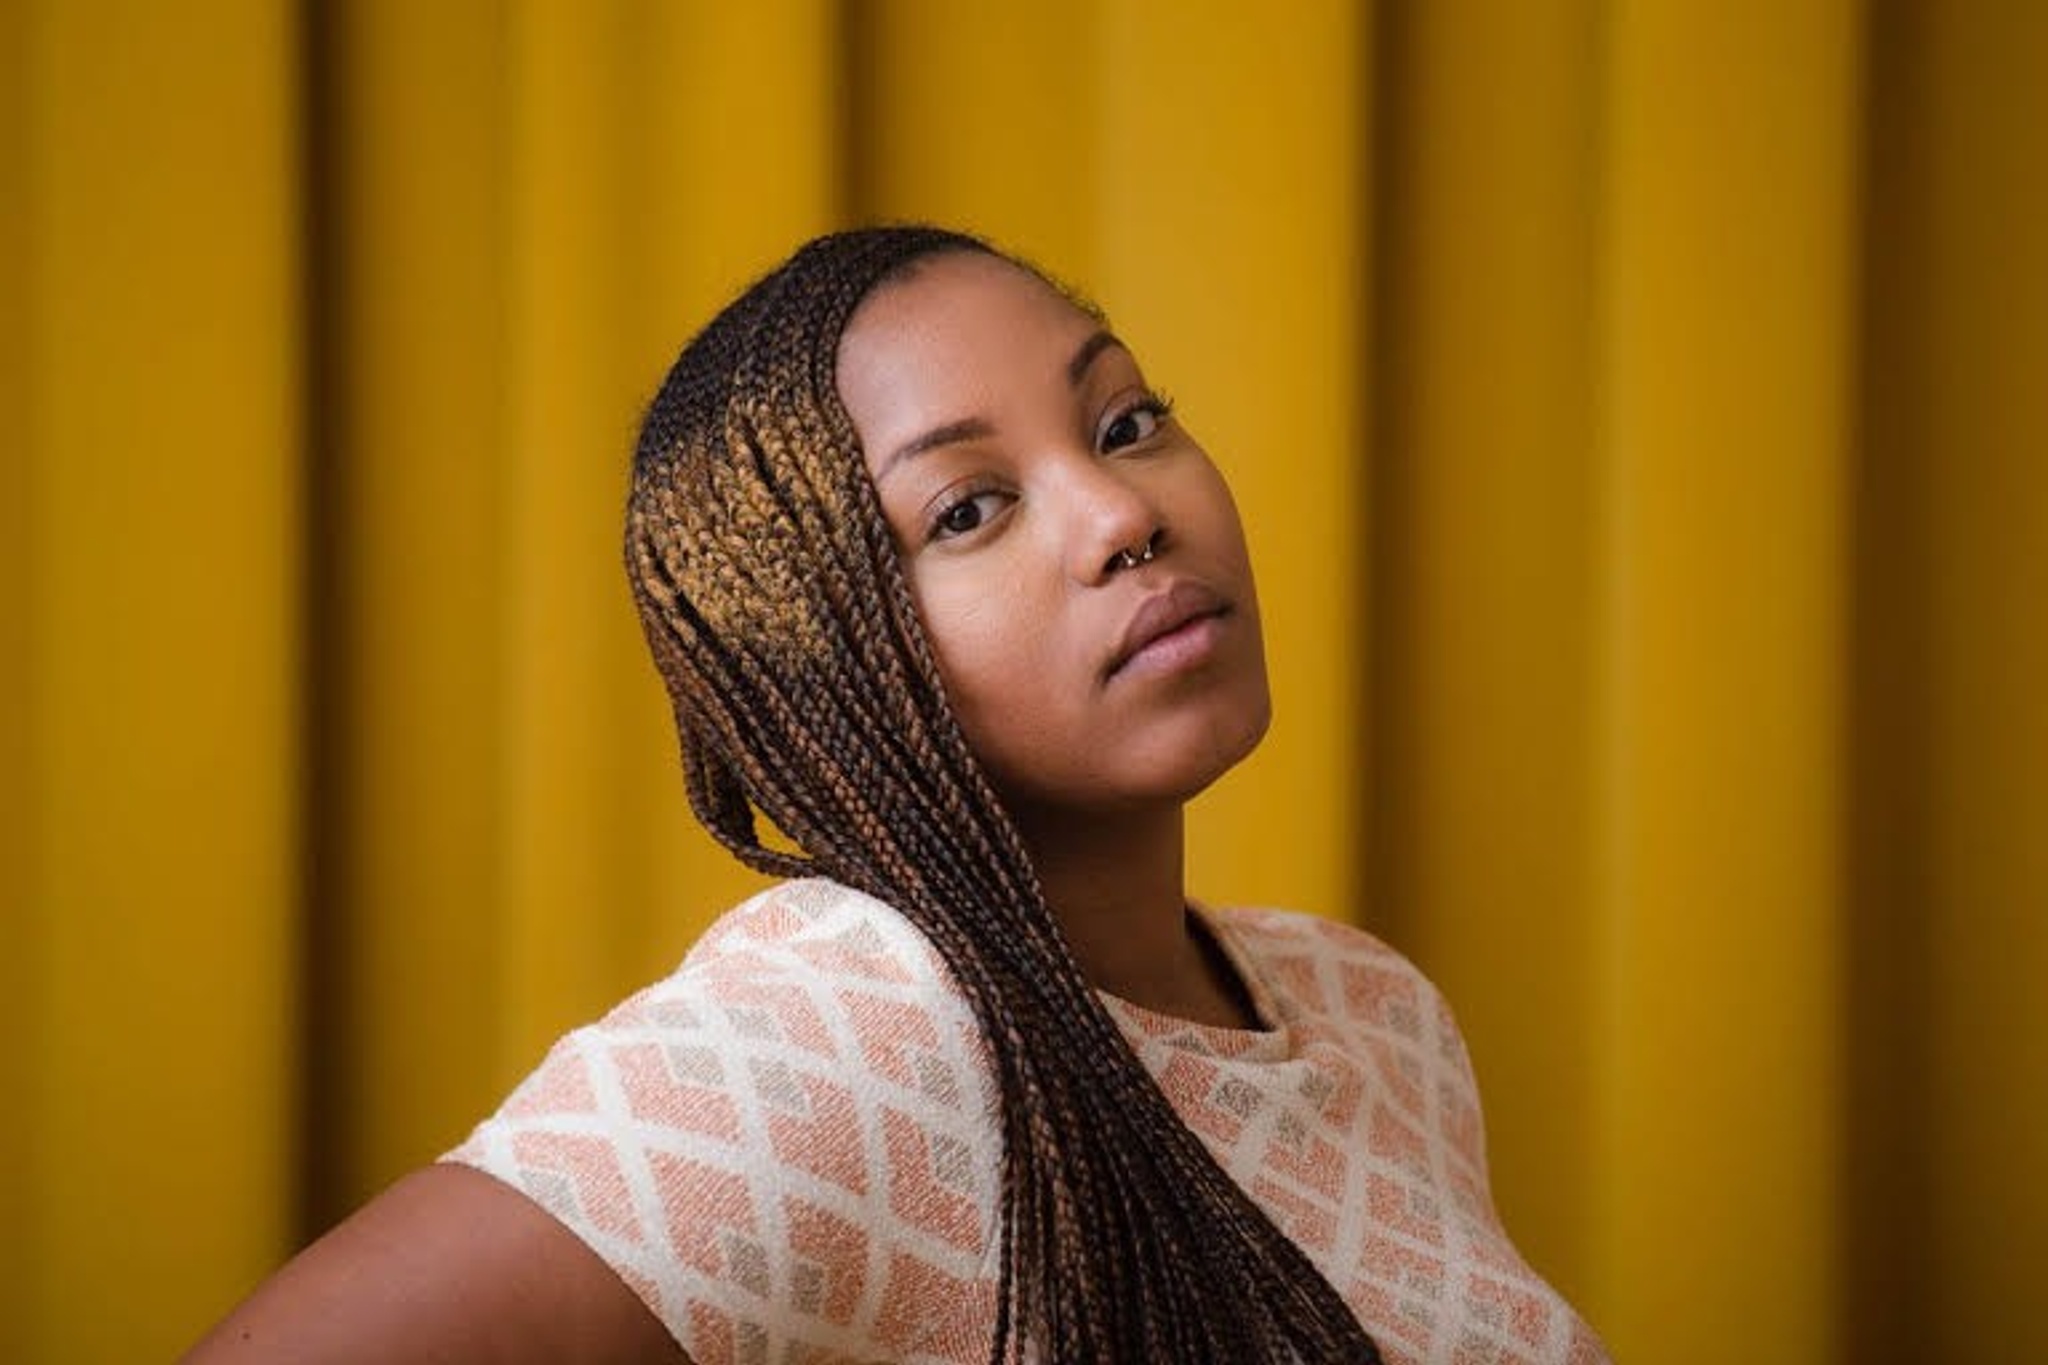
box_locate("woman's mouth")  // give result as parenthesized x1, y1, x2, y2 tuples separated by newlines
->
(1106, 582, 1231, 680)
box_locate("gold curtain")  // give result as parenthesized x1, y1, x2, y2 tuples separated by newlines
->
(6, 4, 2044, 1362)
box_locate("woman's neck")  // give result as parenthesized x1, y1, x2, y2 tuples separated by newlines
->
(1017, 804, 1258, 1029)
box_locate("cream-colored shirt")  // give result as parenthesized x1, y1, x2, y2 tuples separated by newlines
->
(448, 878, 1609, 1364)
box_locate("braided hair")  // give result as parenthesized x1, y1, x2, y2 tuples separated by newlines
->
(624, 225, 1382, 1363)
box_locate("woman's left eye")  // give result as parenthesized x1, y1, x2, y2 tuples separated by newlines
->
(1100, 394, 1174, 453)
(928, 488, 1009, 542)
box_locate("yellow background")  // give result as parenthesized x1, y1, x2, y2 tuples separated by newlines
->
(6, 4, 2046, 1362)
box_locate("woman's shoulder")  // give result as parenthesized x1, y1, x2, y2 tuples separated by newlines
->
(1208, 905, 1471, 1060)
(494, 876, 991, 1129)
(447, 877, 1004, 1362)
(499, 877, 973, 1090)
(1210, 903, 1404, 962)
(676, 876, 950, 985)
(1209, 903, 1431, 1001)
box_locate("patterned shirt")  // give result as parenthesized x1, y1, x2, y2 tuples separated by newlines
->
(446, 878, 1610, 1364)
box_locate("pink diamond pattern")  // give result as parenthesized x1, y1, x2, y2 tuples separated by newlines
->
(447, 880, 1608, 1364)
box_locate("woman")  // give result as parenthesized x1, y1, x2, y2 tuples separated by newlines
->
(186, 227, 1608, 1363)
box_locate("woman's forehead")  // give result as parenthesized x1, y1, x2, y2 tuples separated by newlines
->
(839, 255, 1094, 384)
(835, 254, 1108, 455)
(851, 252, 1086, 341)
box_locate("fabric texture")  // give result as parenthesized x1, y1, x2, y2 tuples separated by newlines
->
(445, 878, 1610, 1364)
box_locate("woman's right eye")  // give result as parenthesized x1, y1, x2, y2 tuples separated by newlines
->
(929, 489, 1007, 542)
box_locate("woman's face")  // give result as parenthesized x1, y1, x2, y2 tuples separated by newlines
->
(836, 251, 1270, 827)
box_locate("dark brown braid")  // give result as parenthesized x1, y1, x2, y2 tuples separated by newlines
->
(624, 225, 1382, 1363)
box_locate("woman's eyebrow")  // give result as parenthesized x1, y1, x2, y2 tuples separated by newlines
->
(875, 330, 1131, 485)
(1068, 329, 1126, 386)
(876, 417, 994, 483)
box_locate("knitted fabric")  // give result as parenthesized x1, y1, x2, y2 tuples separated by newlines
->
(447, 880, 1610, 1365)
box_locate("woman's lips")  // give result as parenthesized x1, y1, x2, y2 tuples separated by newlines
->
(1107, 581, 1231, 680)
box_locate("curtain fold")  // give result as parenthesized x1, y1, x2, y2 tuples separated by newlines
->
(1851, 7, 2048, 1360)
(1368, 0, 1607, 1294)
(5, 5, 302, 1362)
(1592, 7, 1859, 1355)
(7, 4, 2045, 1361)
(305, 0, 843, 1222)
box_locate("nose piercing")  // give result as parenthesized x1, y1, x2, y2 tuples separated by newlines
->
(1113, 535, 1159, 571)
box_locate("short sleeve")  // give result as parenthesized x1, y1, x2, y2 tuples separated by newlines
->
(444, 880, 1004, 1365)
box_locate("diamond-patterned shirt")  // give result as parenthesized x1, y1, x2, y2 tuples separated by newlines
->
(446, 878, 1609, 1364)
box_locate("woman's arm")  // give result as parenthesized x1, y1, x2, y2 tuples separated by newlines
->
(180, 1164, 690, 1365)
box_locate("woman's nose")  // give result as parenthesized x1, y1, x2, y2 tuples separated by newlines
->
(1062, 463, 1164, 583)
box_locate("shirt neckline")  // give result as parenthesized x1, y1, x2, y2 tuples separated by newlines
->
(1096, 904, 1294, 1058)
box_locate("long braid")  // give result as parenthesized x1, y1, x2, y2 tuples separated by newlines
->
(625, 226, 1382, 1363)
